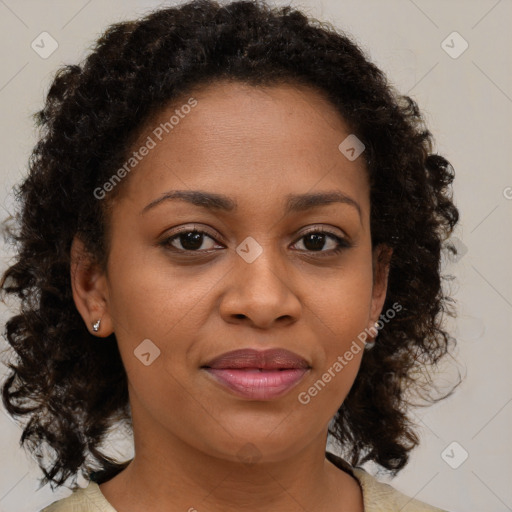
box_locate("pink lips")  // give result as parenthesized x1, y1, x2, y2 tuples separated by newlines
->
(202, 348, 310, 400)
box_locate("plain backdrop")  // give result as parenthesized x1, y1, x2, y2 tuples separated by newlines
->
(0, 1, 511, 511)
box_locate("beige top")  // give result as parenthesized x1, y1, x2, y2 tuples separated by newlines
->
(40, 454, 450, 512)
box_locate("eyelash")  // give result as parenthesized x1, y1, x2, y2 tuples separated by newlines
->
(159, 226, 352, 257)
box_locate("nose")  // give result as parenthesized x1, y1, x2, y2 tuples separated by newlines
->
(219, 244, 302, 329)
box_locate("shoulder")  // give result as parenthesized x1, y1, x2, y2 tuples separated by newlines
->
(325, 451, 451, 512)
(39, 481, 117, 512)
(351, 467, 450, 512)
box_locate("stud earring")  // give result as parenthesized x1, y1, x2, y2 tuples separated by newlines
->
(364, 339, 376, 350)
(364, 322, 381, 350)
(92, 319, 101, 333)
(365, 329, 379, 350)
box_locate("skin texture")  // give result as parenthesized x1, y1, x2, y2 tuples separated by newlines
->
(70, 81, 392, 512)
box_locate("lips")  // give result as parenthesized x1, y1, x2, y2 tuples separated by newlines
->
(201, 348, 311, 400)
(202, 348, 310, 370)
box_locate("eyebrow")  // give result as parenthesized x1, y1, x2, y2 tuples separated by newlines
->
(141, 189, 362, 221)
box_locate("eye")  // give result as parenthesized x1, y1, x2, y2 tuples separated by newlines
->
(160, 228, 222, 253)
(291, 227, 352, 256)
(159, 226, 352, 256)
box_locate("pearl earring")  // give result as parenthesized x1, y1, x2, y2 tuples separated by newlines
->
(364, 339, 376, 350)
(364, 323, 380, 350)
(92, 319, 101, 333)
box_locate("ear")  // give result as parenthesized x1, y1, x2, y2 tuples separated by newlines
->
(368, 243, 393, 333)
(70, 235, 113, 337)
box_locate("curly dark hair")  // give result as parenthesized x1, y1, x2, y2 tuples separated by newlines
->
(1, 0, 461, 492)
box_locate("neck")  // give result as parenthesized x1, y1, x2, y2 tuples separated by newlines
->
(99, 426, 361, 512)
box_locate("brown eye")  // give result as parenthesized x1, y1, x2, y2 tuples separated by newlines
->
(161, 229, 220, 252)
(292, 228, 352, 256)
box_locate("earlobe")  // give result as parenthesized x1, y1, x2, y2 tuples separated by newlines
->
(70, 236, 113, 337)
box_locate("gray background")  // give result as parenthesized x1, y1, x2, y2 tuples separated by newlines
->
(0, 1, 511, 511)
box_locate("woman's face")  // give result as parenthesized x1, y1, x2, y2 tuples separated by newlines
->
(73, 80, 390, 464)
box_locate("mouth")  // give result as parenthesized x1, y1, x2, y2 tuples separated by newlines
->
(201, 367, 310, 400)
(201, 348, 311, 400)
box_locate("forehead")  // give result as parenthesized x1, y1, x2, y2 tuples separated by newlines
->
(118, 80, 369, 216)
(158, 80, 354, 157)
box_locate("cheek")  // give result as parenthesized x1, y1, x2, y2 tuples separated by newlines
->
(314, 255, 374, 343)
(106, 243, 204, 334)
(297, 274, 371, 416)
(105, 244, 222, 380)
(301, 253, 373, 404)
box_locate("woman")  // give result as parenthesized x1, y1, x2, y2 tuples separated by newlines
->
(1, 1, 460, 510)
